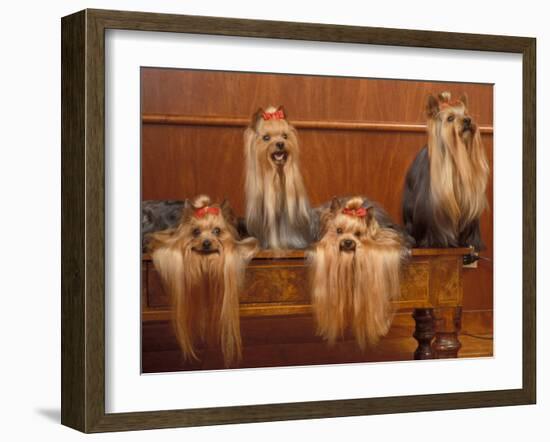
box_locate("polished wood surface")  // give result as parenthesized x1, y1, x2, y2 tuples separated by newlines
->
(142, 249, 472, 370)
(432, 307, 463, 358)
(142, 249, 468, 320)
(143, 247, 471, 261)
(412, 309, 436, 359)
(142, 311, 493, 373)
(141, 70, 494, 122)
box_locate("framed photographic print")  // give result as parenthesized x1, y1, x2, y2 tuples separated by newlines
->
(61, 9, 536, 433)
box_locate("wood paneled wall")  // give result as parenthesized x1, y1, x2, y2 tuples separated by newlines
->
(141, 68, 493, 311)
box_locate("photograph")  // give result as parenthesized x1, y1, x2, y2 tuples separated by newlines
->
(140, 68, 494, 372)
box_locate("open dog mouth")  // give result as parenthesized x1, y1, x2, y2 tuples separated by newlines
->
(270, 150, 288, 165)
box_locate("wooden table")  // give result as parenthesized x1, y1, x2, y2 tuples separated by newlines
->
(142, 247, 470, 370)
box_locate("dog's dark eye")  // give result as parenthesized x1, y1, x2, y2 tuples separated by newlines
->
(447, 115, 455, 122)
(192, 228, 201, 237)
(282, 133, 288, 139)
(336, 228, 343, 235)
(263, 134, 270, 141)
(354, 231, 361, 238)
(212, 227, 221, 236)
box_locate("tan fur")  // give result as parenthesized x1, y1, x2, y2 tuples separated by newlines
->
(308, 197, 407, 349)
(427, 92, 489, 239)
(148, 195, 258, 367)
(244, 106, 312, 249)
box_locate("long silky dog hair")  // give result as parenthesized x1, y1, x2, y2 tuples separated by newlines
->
(147, 195, 259, 367)
(402, 92, 489, 249)
(308, 196, 411, 349)
(244, 105, 314, 249)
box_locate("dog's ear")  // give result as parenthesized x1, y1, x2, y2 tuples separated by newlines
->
(426, 94, 440, 118)
(365, 206, 375, 224)
(180, 199, 195, 222)
(363, 206, 381, 236)
(250, 108, 264, 129)
(237, 237, 259, 261)
(319, 210, 333, 238)
(220, 198, 238, 227)
(459, 93, 469, 108)
(330, 197, 342, 213)
(145, 228, 176, 253)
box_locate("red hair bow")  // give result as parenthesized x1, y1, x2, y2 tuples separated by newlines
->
(194, 206, 220, 218)
(342, 207, 368, 218)
(262, 109, 285, 120)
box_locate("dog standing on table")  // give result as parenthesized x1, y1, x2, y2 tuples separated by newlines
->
(244, 106, 314, 249)
(402, 92, 489, 250)
(147, 195, 259, 367)
(308, 196, 411, 350)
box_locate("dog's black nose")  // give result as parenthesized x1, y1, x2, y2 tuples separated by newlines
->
(463, 117, 471, 127)
(276, 141, 285, 150)
(340, 239, 356, 251)
(202, 239, 212, 250)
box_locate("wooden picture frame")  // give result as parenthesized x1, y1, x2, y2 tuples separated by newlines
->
(61, 8, 536, 433)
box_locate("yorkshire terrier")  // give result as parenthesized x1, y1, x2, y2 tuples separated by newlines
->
(402, 92, 489, 250)
(308, 196, 411, 350)
(244, 106, 314, 249)
(147, 195, 259, 367)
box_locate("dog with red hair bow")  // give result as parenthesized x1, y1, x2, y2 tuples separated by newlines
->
(308, 196, 411, 349)
(244, 105, 314, 249)
(147, 195, 259, 367)
(402, 92, 489, 250)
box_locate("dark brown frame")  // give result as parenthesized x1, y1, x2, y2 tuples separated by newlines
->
(61, 8, 536, 433)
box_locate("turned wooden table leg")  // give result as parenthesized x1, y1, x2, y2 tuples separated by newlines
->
(432, 306, 462, 358)
(412, 308, 436, 359)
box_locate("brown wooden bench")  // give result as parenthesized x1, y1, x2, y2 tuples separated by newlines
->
(141, 247, 470, 371)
